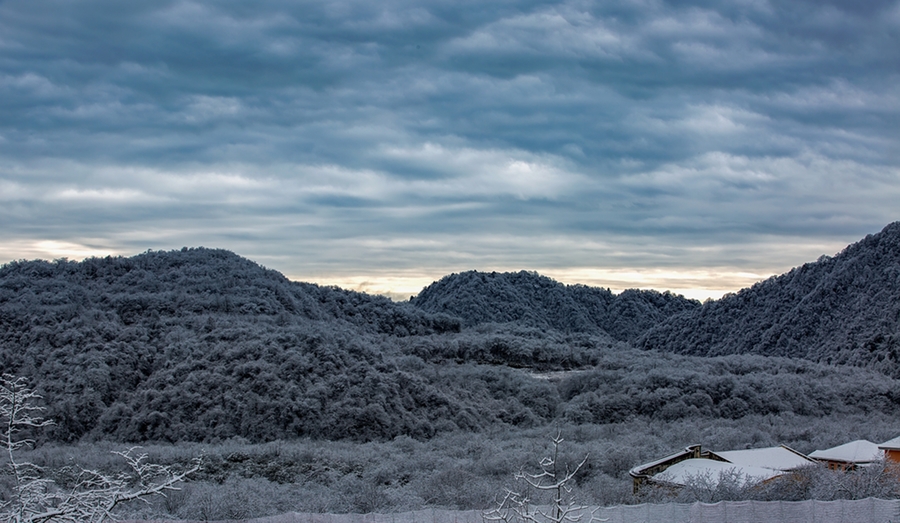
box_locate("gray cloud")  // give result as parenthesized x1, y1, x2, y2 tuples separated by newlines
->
(1, 0, 898, 299)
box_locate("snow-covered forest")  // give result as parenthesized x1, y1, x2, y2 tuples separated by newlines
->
(2, 223, 900, 520)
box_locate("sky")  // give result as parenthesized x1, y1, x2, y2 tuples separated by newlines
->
(1, 0, 899, 301)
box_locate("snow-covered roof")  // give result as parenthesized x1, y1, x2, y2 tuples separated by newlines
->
(879, 436, 900, 450)
(712, 446, 813, 471)
(629, 446, 698, 477)
(809, 440, 883, 463)
(651, 459, 781, 487)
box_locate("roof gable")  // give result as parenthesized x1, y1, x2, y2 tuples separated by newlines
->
(879, 436, 900, 450)
(810, 440, 883, 463)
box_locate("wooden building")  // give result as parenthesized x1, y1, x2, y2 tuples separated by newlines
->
(879, 436, 900, 463)
(629, 444, 703, 493)
(629, 444, 813, 494)
(809, 440, 883, 470)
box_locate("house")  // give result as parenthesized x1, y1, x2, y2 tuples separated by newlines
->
(629, 444, 703, 493)
(629, 444, 814, 493)
(809, 440, 883, 470)
(708, 445, 814, 472)
(879, 436, 900, 463)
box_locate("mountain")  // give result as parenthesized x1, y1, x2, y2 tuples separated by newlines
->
(0, 248, 470, 442)
(409, 270, 699, 341)
(639, 222, 900, 377)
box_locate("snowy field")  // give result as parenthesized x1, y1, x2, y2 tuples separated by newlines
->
(128, 498, 900, 523)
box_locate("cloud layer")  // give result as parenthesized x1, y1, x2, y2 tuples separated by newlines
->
(2, 0, 899, 299)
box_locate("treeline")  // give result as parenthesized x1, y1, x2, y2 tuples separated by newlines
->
(411, 270, 699, 341)
(640, 222, 900, 377)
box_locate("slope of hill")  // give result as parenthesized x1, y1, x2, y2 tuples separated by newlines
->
(639, 222, 900, 376)
(0, 248, 470, 442)
(409, 270, 699, 341)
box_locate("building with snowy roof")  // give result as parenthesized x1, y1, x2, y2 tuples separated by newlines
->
(809, 440, 883, 470)
(879, 436, 900, 463)
(629, 445, 814, 493)
(628, 445, 703, 492)
(708, 445, 814, 472)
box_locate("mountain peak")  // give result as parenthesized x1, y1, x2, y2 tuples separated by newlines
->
(411, 269, 699, 340)
(639, 221, 900, 376)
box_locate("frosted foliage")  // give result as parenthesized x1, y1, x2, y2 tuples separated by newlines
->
(485, 433, 604, 523)
(641, 222, 900, 378)
(0, 375, 199, 523)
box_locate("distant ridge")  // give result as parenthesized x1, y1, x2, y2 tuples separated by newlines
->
(639, 222, 900, 376)
(0, 247, 460, 337)
(409, 270, 699, 341)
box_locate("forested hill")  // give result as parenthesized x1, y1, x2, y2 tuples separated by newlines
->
(0, 247, 460, 338)
(639, 222, 900, 377)
(0, 248, 469, 442)
(410, 270, 699, 341)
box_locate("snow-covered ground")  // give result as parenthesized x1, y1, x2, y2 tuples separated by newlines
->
(129, 498, 900, 523)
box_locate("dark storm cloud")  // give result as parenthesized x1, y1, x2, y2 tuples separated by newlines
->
(1, 0, 898, 298)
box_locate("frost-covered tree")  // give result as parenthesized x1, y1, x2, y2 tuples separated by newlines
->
(484, 432, 602, 523)
(1, 374, 200, 523)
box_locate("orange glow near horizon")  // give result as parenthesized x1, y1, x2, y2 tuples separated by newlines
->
(298, 267, 774, 302)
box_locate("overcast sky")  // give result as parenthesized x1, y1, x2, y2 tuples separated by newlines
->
(1, 0, 898, 300)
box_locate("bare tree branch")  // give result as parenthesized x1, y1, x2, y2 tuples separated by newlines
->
(1, 374, 200, 523)
(484, 431, 605, 523)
